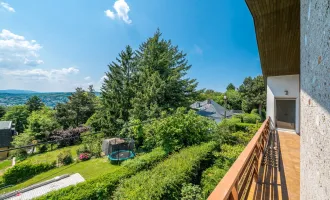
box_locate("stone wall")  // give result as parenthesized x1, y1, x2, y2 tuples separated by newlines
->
(301, 0, 330, 199)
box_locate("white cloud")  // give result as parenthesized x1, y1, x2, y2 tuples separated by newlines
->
(0, 67, 79, 81)
(99, 75, 107, 82)
(104, 0, 132, 24)
(104, 10, 115, 19)
(84, 76, 91, 81)
(0, 29, 43, 68)
(0, 2, 15, 12)
(93, 75, 107, 91)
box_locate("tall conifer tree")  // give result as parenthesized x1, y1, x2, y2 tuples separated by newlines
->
(130, 29, 199, 121)
(101, 45, 136, 135)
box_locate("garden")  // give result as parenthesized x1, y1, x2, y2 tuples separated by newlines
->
(0, 107, 261, 199)
(0, 29, 266, 199)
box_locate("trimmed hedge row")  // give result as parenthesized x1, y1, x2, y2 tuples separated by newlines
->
(3, 162, 56, 185)
(233, 113, 261, 124)
(201, 144, 245, 197)
(235, 123, 258, 132)
(113, 142, 217, 200)
(36, 147, 167, 200)
(201, 166, 227, 197)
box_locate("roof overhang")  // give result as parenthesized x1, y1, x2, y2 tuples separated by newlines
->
(245, 0, 300, 77)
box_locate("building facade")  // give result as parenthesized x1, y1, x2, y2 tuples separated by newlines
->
(300, 0, 330, 198)
(0, 121, 15, 160)
(247, 0, 330, 198)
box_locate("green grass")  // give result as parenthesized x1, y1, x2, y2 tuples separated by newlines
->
(21, 145, 81, 165)
(0, 160, 11, 171)
(0, 157, 120, 194)
(0, 160, 11, 176)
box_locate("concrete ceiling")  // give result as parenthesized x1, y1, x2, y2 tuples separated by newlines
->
(245, 0, 300, 77)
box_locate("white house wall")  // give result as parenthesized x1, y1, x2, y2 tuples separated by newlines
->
(266, 75, 300, 133)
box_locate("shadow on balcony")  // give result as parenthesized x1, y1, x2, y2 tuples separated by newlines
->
(208, 118, 300, 200)
(248, 130, 289, 200)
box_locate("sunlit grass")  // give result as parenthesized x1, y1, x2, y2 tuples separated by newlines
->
(0, 157, 120, 194)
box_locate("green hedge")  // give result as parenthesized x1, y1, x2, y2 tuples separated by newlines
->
(181, 183, 203, 200)
(242, 113, 260, 124)
(3, 162, 56, 185)
(121, 147, 167, 171)
(201, 144, 245, 197)
(235, 123, 258, 132)
(36, 147, 167, 200)
(201, 166, 227, 197)
(232, 113, 261, 124)
(113, 142, 217, 200)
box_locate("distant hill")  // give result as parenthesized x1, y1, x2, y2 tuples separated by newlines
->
(0, 92, 100, 107)
(0, 89, 38, 94)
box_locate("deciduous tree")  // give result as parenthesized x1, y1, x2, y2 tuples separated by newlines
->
(0, 105, 6, 119)
(226, 83, 236, 91)
(238, 75, 266, 115)
(2, 105, 29, 133)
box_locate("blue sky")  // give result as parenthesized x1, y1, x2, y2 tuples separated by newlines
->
(0, 0, 261, 92)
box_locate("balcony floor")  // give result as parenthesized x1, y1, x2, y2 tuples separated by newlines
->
(247, 131, 300, 200)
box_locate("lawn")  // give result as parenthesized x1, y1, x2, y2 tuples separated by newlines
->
(0, 157, 121, 194)
(0, 160, 11, 171)
(0, 160, 11, 176)
(21, 145, 81, 165)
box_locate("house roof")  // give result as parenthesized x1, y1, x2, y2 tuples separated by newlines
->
(0, 121, 12, 130)
(245, 0, 300, 77)
(191, 100, 235, 123)
(0, 121, 13, 148)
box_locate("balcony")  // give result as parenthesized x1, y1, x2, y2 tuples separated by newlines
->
(208, 117, 300, 200)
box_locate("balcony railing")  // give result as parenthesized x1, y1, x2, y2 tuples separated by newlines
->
(208, 117, 271, 200)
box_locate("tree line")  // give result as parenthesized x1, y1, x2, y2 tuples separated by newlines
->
(0, 29, 266, 150)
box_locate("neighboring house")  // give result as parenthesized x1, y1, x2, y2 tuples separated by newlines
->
(0, 121, 15, 160)
(190, 99, 241, 123)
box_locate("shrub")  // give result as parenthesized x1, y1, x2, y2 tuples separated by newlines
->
(235, 122, 258, 132)
(36, 147, 168, 200)
(201, 144, 245, 197)
(242, 113, 261, 124)
(57, 150, 73, 166)
(232, 114, 243, 122)
(76, 145, 89, 156)
(136, 108, 217, 152)
(201, 166, 227, 197)
(231, 131, 253, 145)
(113, 142, 217, 200)
(219, 118, 241, 132)
(79, 153, 91, 161)
(49, 126, 89, 147)
(181, 183, 203, 200)
(81, 133, 104, 157)
(251, 109, 259, 115)
(2, 162, 55, 185)
(121, 147, 167, 171)
(0, 177, 4, 187)
(9, 149, 28, 161)
(38, 145, 48, 153)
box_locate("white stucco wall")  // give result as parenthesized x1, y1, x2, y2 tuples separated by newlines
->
(266, 75, 300, 133)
